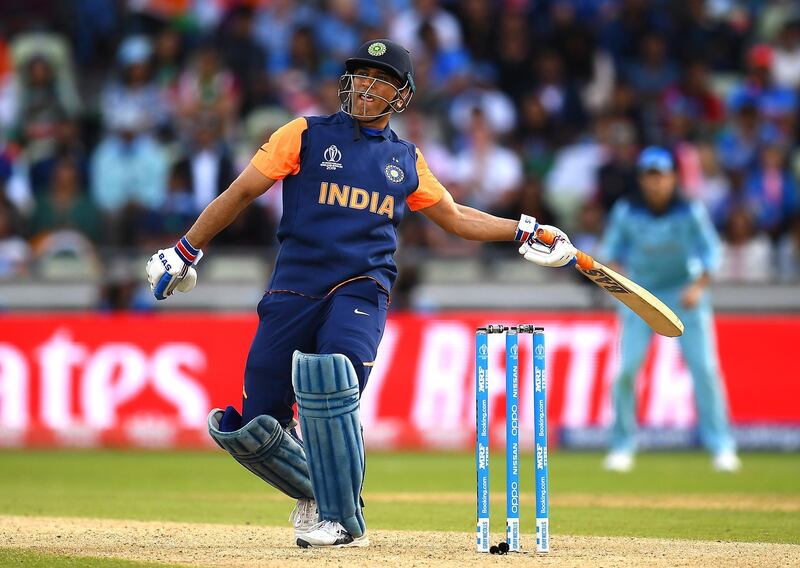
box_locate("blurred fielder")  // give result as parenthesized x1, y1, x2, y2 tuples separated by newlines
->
(146, 39, 575, 547)
(602, 147, 740, 473)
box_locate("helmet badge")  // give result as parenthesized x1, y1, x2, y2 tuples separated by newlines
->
(368, 42, 387, 56)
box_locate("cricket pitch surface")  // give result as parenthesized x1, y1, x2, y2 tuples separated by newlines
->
(3, 514, 798, 568)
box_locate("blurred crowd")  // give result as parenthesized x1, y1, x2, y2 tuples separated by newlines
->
(1, 0, 800, 287)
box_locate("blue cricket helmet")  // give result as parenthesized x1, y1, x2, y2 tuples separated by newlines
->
(339, 39, 415, 119)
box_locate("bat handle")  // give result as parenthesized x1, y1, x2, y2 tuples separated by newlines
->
(535, 228, 595, 270)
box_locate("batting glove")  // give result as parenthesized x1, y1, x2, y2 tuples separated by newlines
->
(146, 236, 203, 300)
(516, 216, 577, 268)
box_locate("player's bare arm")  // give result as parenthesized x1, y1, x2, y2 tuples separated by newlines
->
(420, 190, 517, 241)
(185, 164, 276, 249)
(421, 189, 577, 268)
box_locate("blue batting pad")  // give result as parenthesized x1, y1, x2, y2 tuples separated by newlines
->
(208, 406, 314, 500)
(292, 351, 366, 538)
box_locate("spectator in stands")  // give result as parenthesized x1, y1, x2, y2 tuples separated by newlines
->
(28, 118, 87, 196)
(6, 31, 81, 141)
(672, 0, 747, 72)
(315, 0, 364, 73)
(599, 0, 672, 65)
(253, 0, 316, 76)
(572, 199, 606, 261)
(101, 36, 168, 135)
(391, 0, 463, 55)
(716, 96, 772, 172)
(515, 94, 556, 178)
(728, 44, 797, 130)
(174, 114, 235, 214)
(453, 108, 522, 214)
(634, 31, 673, 81)
(606, 80, 646, 143)
(771, 17, 800, 89)
(151, 26, 184, 103)
(90, 105, 168, 244)
(417, 20, 471, 93)
(690, 143, 732, 228)
(396, 108, 455, 185)
(449, 82, 517, 139)
(30, 157, 99, 242)
(717, 205, 774, 282)
(177, 43, 240, 138)
(623, 33, 679, 137)
(159, 161, 196, 240)
(0, 199, 29, 278)
(454, 0, 498, 66)
(504, 175, 556, 232)
(216, 6, 269, 115)
(544, 118, 606, 231)
(494, 11, 536, 100)
(287, 26, 322, 81)
(744, 142, 798, 238)
(545, 1, 615, 114)
(525, 49, 588, 139)
(596, 119, 639, 213)
(12, 55, 71, 164)
(660, 60, 724, 130)
(72, 0, 119, 68)
(777, 212, 800, 281)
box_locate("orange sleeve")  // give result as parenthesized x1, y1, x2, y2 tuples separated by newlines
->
(250, 117, 307, 180)
(407, 147, 448, 211)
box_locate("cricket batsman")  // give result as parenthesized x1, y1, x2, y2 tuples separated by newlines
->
(145, 40, 576, 547)
(602, 147, 740, 473)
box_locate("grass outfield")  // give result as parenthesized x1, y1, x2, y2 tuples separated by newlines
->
(0, 548, 171, 568)
(1, 449, 798, 547)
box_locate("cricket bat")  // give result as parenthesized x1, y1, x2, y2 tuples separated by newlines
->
(536, 228, 685, 337)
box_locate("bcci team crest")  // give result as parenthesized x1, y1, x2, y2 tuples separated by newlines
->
(368, 42, 387, 56)
(321, 145, 343, 170)
(385, 164, 404, 183)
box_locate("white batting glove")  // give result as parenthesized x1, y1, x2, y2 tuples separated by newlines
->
(146, 236, 203, 300)
(517, 220, 577, 268)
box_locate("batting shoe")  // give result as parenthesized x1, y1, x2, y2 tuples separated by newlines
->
(295, 520, 369, 548)
(289, 498, 319, 537)
(712, 450, 741, 473)
(603, 450, 634, 472)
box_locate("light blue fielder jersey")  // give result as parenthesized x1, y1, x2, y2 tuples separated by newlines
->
(601, 195, 721, 290)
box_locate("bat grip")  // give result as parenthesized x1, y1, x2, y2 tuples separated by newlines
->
(535, 228, 595, 270)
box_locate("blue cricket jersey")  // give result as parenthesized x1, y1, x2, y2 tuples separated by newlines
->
(602, 194, 721, 290)
(251, 111, 446, 297)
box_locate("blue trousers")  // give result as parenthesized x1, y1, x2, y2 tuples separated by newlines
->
(242, 279, 389, 426)
(610, 288, 735, 454)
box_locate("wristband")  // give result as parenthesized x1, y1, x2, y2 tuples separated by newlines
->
(515, 214, 539, 242)
(174, 235, 203, 265)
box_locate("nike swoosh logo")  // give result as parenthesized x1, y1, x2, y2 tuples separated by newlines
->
(354, 308, 370, 316)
